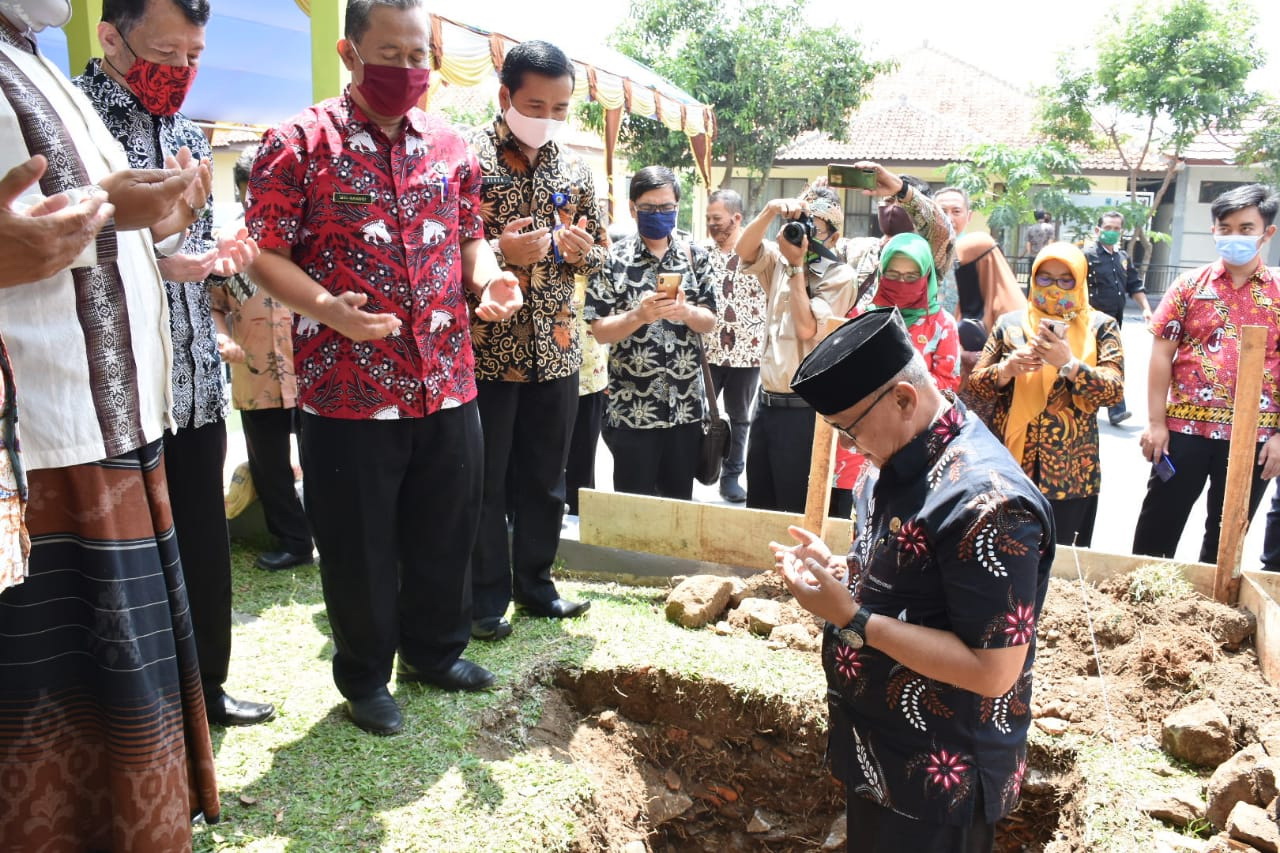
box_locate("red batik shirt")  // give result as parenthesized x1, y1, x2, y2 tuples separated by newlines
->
(1149, 260, 1280, 443)
(246, 92, 484, 420)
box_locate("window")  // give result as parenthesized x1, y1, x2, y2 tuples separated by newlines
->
(1199, 181, 1250, 203)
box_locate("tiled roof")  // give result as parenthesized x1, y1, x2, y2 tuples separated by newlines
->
(774, 48, 1151, 174)
(1180, 117, 1267, 164)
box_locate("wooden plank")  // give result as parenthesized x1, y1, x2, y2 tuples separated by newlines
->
(1215, 325, 1268, 603)
(801, 318, 847, 538)
(578, 489, 852, 571)
(1241, 572, 1280, 687)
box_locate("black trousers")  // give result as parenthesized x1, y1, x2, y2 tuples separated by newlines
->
(1261, 481, 1280, 571)
(565, 389, 605, 516)
(746, 399, 816, 513)
(301, 405, 482, 700)
(603, 422, 701, 499)
(241, 408, 312, 555)
(1049, 495, 1096, 548)
(1132, 431, 1270, 563)
(163, 419, 231, 693)
(706, 364, 759, 480)
(846, 793, 995, 853)
(472, 375, 578, 621)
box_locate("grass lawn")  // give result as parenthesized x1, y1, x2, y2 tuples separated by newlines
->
(193, 542, 823, 852)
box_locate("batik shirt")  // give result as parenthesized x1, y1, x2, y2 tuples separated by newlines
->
(74, 59, 225, 430)
(827, 399, 1053, 826)
(209, 271, 298, 412)
(968, 311, 1124, 500)
(247, 92, 484, 420)
(700, 242, 766, 368)
(1149, 261, 1280, 443)
(584, 231, 715, 429)
(466, 117, 606, 382)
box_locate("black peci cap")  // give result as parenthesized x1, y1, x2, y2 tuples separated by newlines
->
(789, 308, 916, 415)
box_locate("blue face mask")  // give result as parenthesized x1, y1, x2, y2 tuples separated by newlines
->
(636, 209, 678, 240)
(1215, 234, 1261, 266)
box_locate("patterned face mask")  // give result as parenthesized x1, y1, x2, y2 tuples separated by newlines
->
(1031, 284, 1077, 319)
(109, 32, 196, 116)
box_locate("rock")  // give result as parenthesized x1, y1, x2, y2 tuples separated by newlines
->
(769, 623, 821, 652)
(1022, 768, 1057, 796)
(1204, 833, 1256, 852)
(1227, 801, 1280, 852)
(711, 621, 734, 636)
(820, 812, 847, 851)
(1155, 829, 1210, 852)
(1209, 745, 1280, 830)
(1260, 722, 1280, 760)
(1092, 603, 1137, 646)
(597, 710, 618, 732)
(621, 842, 647, 853)
(1034, 717, 1069, 736)
(693, 735, 715, 750)
(1142, 792, 1208, 828)
(746, 809, 775, 833)
(726, 577, 749, 607)
(1164, 700, 1235, 768)
(665, 575, 735, 628)
(730, 598, 785, 635)
(647, 786, 694, 826)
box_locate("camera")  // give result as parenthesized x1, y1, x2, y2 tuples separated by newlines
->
(780, 213, 817, 249)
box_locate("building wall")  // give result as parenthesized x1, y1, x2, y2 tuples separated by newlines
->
(1175, 165, 1280, 268)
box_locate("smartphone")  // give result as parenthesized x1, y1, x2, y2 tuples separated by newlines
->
(1044, 320, 1067, 338)
(656, 273, 682, 298)
(828, 164, 878, 190)
(1155, 453, 1176, 483)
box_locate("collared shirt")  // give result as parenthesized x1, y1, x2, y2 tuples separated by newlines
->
(466, 116, 606, 382)
(0, 40, 173, 471)
(1149, 260, 1280, 442)
(700, 240, 767, 368)
(1083, 242, 1144, 319)
(74, 59, 225, 431)
(210, 272, 298, 411)
(1025, 222, 1054, 258)
(246, 92, 484, 420)
(967, 311, 1125, 499)
(743, 243, 855, 393)
(840, 192, 955, 313)
(584, 231, 716, 429)
(828, 400, 1053, 827)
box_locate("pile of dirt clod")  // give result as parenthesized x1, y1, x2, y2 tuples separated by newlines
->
(478, 572, 1280, 851)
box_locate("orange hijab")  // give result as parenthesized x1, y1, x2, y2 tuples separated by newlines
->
(1004, 242, 1098, 465)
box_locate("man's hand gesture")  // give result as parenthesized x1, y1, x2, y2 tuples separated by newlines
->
(0, 155, 113, 286)
(498, 216, 551, 267)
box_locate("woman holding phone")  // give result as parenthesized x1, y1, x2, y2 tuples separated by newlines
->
(967, 242, 1125, 546)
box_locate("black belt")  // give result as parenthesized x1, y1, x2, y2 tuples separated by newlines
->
(759, 390, 812, 409)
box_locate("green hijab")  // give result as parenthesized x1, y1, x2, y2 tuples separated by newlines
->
(875, 232, 939, 326)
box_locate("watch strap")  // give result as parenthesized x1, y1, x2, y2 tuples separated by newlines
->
(893, 176, 911, 201)
(847, 606, 871, 638)
(784, 264, 804, 278)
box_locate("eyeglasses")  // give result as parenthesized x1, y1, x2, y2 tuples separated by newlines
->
(880, 271, 924, 282)
(1034, 273, 1077, 289)
(636, 203, 678, 214)
(829, 382, 896, 445)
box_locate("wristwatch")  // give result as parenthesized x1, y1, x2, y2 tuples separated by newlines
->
(893, 176, 911, 201)
(1058, 357, 1081, 378)
(784, 264, 804, 278)
(837, 607, 872, 649)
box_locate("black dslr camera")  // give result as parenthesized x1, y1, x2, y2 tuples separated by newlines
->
(780, 213, 817, 249)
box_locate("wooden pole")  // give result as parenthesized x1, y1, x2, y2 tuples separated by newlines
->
(1214, 324, 1267, 604)
(801, 318, 847, 538)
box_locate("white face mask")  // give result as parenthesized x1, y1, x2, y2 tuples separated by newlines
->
(0, 0, 71, 32)
(503, 104, 565, 150)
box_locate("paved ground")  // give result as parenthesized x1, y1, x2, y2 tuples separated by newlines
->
(224, 305, 1274, 568)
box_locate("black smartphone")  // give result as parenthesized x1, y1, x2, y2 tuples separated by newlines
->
(1155, 453, 1176, 483)
(828, 164, 878, 190)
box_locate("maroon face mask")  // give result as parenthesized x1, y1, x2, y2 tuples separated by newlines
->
(878, 203, 914, 237)
(114, 35, 196, 116)
(353, 46, 431, 118)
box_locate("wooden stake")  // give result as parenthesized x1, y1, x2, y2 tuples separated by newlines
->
(801, 318, 847, 538)
(1214, 324, 1267, 604)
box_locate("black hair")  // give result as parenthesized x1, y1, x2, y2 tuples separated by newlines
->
(103, 0, 210, 33)
(900, 175, 932, 198)
(345, 0, 422, 42)
(1035, 209, 1050, 223)
(500, 40, 575, 94)
(1211, 184, 1280, 228)
(629, 166, 680, 203)
(708, 188, 743, 217)
(1097, 210, 1124, 227)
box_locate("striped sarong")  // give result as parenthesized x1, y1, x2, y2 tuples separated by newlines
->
(0, 440, 219, 850)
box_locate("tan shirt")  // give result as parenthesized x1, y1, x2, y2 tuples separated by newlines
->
(744, 241, 856, 393)
(210, 273, 298, 411)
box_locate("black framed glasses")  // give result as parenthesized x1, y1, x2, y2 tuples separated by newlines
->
(880, 270, 925, 282)
(1034, 273, 1077, 289)
(829, 383, 896, 445)
(636, 203, 678, 214)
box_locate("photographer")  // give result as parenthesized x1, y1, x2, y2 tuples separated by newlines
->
(733, 185, 854, 511)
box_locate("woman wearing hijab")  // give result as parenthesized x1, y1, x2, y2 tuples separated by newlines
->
(967, 242, 1125, 546)
(830, 233, 960, 517)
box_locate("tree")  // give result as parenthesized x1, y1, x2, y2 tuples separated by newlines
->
(1039, 0, 1263, 274)
(945, 143, 1093, 250)
(1235, 99, 1280, 189)
(586, 0, 886, 211)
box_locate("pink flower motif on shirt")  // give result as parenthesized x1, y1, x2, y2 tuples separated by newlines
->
(924, 749, 970, 790)
(895, 520, 929, 559)
(1003, 601, 1036, 645)
(834, 643, 863, 682)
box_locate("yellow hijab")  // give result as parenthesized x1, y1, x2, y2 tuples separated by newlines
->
(1004, 242, 1099, 465)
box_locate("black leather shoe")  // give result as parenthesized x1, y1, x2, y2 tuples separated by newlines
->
(471, 617, 513, 641)
(397, 658, 495, 692)
(516, 597, 591, 619)
(255, 550, 314, 571)
(206, 692, 276, 727)
(346, 688, 402, 735)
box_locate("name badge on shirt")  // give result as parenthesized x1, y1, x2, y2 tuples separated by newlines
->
(481, 176, 513, 187)
(333, 192, 375, 205)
